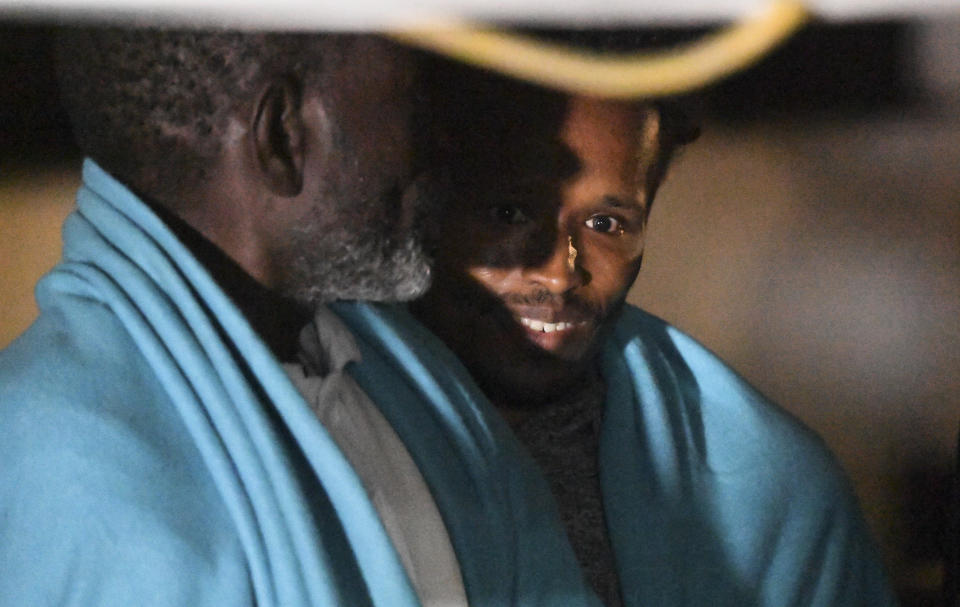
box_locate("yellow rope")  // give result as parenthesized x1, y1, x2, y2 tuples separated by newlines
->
(388, 0, 810, 99)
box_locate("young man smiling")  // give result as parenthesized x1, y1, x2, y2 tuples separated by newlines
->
(412, 76, 673, 417)
(409, 61, 898, 606)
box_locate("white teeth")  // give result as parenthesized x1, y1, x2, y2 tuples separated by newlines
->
(518, 317, 580, 333)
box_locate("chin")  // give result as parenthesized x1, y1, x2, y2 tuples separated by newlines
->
(468, 345, 593, 410)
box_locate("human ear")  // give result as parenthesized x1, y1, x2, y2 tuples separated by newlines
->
(253, 75, 304, 197)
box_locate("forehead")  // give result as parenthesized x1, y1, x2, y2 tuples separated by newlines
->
(561, 97, 660, 173)
(435, 86, 661, 195)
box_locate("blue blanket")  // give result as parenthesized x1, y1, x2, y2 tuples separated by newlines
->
(0, 160, 896, 606)
(335, 303, 898, 607)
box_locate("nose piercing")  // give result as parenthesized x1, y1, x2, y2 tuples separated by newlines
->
(567, 235, 578, 272)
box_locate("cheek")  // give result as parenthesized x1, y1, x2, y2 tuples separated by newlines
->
(443, 218, 528, 267)
(431, 223, 519, 296)
(467, 265, 515, 295)
(334, 83, 413, 186)
(357, 116, 411, 186)
(582, 245, 643, 304)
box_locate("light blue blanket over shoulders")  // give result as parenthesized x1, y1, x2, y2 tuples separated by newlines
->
(334, 302, 898, 607)
(0, 160, 897, 606)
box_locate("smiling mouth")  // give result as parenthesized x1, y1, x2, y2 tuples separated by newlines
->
(517, 316, 587, 334)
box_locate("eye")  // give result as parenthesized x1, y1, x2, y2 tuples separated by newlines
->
(489, 204, 530, 225)
(585, 214, 623, 234)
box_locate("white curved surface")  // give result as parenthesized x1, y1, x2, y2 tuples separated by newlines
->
(1, 0, 958, 28)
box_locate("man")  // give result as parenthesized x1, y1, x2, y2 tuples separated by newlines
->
(0, 29, 444, 606)
(405, 61, 899, 605)
(1, 28, 658, 607)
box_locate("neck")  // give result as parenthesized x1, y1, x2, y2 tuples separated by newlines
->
(149, 201, 311, 362)
(493, 364, 604, 426)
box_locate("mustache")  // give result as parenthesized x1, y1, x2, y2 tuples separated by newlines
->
(435, 269, 604, 323)
(490, 289, 604, 321)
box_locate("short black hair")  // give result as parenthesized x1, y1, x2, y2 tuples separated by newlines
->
(55, 28, 332, 202)
(415, 45, 698, 197)
(415, 28, 701, 169)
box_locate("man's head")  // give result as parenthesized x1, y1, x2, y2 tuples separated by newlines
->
(412, 62, 693, 409)
(56, 29, 431, 304)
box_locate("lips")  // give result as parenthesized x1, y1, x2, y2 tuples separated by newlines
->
(505, 305, 597, 357)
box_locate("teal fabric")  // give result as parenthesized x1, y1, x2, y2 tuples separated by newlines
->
(0, 160, 418, 607)
(331, 302, 601, 607)
(0, 160, 896, 606)
(333, 304, 898, 607)
(600, 309, 898, 606)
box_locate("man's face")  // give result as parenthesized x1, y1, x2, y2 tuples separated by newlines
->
(414, 91, 666, 407)
(280, 36, 433, 305)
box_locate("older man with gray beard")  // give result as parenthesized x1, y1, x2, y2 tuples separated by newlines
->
(0, 29, 450, 607)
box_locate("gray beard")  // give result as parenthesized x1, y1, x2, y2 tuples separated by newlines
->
(279, 213, 432, 306)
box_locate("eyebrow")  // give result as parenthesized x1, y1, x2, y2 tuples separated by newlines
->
(599, 194, 643, 211)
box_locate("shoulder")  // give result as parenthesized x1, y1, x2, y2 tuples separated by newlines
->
(605, 304, 846, 491)
(603, 306, 897, 604)
(1, 289, 166, 458)
(0, 298, 248, 606)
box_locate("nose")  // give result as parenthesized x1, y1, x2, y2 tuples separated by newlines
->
(522, 230, 585, 295)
